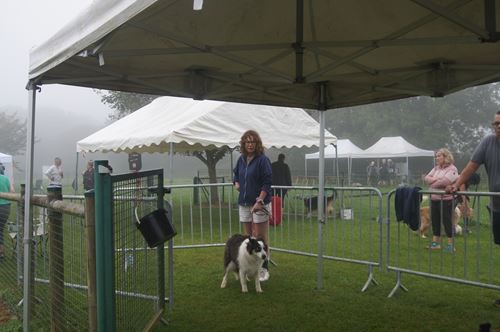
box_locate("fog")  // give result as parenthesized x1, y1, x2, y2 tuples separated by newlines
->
(8, 103, 238, 185)
(0, 1, 236, 186)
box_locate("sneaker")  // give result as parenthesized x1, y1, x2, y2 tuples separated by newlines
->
(259, 268, 270, 282)
(426, 242, 441, 250)
(443, 244, 456, 253)
(494, 299, 500, 307)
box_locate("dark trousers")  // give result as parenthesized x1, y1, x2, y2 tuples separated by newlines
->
(493, 211, 500, 245)
(431, 200, 453, 238)
(0, 204, 11, 246)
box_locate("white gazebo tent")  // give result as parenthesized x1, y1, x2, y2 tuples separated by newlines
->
(351, 136, 435, 180)
(77, 96, 337, 182)
(304, 139, 364, 185)
(77, 96, 337, 154)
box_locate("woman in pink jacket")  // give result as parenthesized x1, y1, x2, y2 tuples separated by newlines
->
(424, 148, 459, 252)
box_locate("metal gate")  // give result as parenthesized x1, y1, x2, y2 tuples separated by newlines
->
(94, 160, 171, 331)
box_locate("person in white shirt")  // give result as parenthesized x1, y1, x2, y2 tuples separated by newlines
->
(45, 157, 63, 188)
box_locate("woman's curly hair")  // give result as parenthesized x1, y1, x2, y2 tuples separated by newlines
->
(239, 130, 264, 156)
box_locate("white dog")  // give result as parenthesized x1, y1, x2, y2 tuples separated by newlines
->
(220, 234, 267, 293)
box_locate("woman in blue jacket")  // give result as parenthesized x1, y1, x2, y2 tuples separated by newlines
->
(233, 130, 272, 281)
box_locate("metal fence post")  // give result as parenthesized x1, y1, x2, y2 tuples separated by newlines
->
(94, 160, 116, 332)
(85, 190, 97, 332)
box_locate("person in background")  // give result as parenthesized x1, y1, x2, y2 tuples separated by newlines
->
(387, 159, 396, 185)
(233, 130, 272, 282)
(271, 153, 292, 204)
(447, 110, 500, 308)
(44, 157, 63, 188)
(366, 161, 377, 186)
(378, 159, 389, 186)
(0, 165, 14, 259)
(82, 160, 95, 191)
(424, 148, 458, 252)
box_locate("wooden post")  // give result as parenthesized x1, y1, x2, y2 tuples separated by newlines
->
(84, 191, 97, 332)
(47, 187, 64, 331)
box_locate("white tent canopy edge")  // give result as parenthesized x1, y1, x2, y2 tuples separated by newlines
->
(77, 96, 337, 153)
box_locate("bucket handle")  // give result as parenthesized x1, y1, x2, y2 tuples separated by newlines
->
(134, 206, 141, 225)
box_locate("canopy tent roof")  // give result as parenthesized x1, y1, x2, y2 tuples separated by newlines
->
(77, 96, 337, 153)
(351, 136, 435, 159)
(305, 139, 364, 160)
(29, 1, 500, 110)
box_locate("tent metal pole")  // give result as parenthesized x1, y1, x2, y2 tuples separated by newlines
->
(406, 156, 409, 184)
(23, 83, 37, 330)
(316, 83, 326, 291)
(169, 143, 174, 185)
(335, 143, 339, 186)
(348, 157, 352, 186)
(74, 152, 79, 194)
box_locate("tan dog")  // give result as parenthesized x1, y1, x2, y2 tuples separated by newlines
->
(418, 203, 472, 238)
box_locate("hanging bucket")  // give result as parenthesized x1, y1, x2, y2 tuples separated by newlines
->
(135, 207, 176, 248)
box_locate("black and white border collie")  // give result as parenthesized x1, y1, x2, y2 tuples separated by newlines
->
(220, 234, 267, 293)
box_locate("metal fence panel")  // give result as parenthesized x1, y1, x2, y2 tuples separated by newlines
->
(387, 189, 500, 297)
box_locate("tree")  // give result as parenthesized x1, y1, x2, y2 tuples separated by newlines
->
(95, 90, 157, 120)
(98, 91, 229, 202)
(325, 84, 499, 158)
(0, 111, 27, 155)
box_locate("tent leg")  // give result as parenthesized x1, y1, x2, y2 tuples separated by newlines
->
(23, 83, 37, 330)
(316, 83, 327, 291)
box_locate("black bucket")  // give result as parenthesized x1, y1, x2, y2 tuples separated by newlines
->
(136, 208, 176, 248)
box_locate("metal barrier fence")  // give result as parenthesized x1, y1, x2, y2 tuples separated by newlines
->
(10, 178, 498, 328)
(165, 183, 383, 291)
(387, 189, 500, 297)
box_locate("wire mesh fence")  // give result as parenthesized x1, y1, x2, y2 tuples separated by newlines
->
(0, 192, 90, 331)
(110, 170, 168, 331)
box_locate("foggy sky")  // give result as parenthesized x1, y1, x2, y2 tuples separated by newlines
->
(1, 1, 110, 120)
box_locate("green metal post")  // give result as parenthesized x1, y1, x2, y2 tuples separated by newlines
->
(94, 160, 116, 332)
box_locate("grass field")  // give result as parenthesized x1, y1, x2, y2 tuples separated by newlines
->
(160, 248, 500, 332)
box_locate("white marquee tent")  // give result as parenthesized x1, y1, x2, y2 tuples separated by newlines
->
(352, 136, 435, 159)
(305, 139, 364, 160)
(351, 136, 435, 180)
(304, 139, 364, 185)
(77, 96, 337, 154)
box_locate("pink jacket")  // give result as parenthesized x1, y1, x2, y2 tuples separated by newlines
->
(424, 164, 458, 201)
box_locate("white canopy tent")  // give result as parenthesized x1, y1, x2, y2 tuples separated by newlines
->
(77, 96, 337, 153)
(351, 136, 435, 180)
(304, 139, 364, 185)
(21, 0, 500, 304)
(353, 136, 435, 159)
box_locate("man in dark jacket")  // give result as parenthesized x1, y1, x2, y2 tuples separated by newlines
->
(82, 161, 95, 191)
(271, 153, 292, 199)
